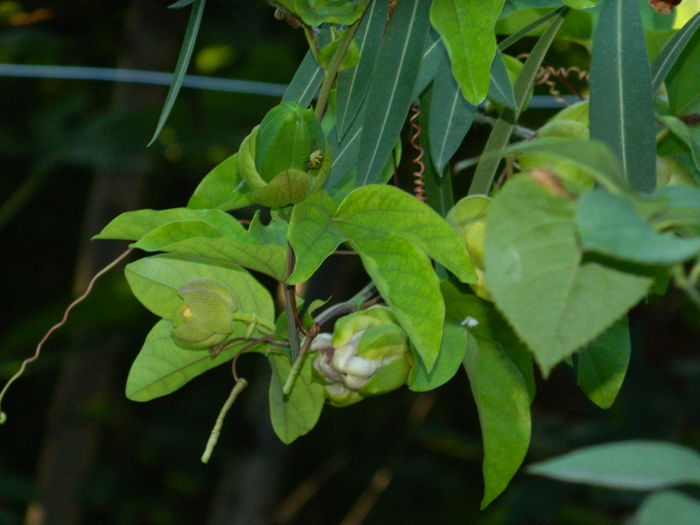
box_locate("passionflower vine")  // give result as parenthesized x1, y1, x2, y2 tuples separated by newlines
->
(311, 306, 412, 407)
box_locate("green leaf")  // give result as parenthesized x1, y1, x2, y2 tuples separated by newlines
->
(561, 0, 596, 7)
(268, 352, 325, 444)
(430, 0, 506, 105)
(282, 50, 323, 108)
(187, 153, 253, 211)
(335, 0, 387, 138)
(486, 176, 652, 376)
(407, 321, 466, 392)
(95, 208, 243, 241)
(326, 122, 362, 193)
(464, 332, 531, 508)
(287, 191, 346, 284)
(528, 441, 700, 490)
(576, 317, 630, 409)
(590, 0, 656, 193)
(648, 185, 700, 232)
(469, 9, 567, 194)
(131, 213, 288, 280)
(497, 7, 566, 51)
(659, 115, 700, 173)
(125, 320, 272, 401)
(348, 235, 444, 370)
(577, 189, 700, 265)
(124, 254, 273, 321)
(488, 50, 516, 109)
(651, 12, 700, 93)
(356, 0, 430, 185)
(429, 53, 477, 174)
(667, 26, 700, 116)
(412, 29, 444, 98)
(637, 491, 700, 525)
(334, 185, 475, 283)
(148, 0, 206, 146)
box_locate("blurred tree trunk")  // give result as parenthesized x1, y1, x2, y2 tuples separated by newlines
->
(25, 3, 179, 524)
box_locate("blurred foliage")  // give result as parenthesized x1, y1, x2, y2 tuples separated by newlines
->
(0, 1, 698, 524)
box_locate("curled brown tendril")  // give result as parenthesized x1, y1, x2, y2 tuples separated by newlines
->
(408, 105, 426, 202)
(518, 54, 589, 103)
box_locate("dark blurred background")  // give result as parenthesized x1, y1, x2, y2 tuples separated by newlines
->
(1, 1, 698, 524)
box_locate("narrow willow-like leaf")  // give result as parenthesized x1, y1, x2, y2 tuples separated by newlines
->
(469, 10, 567, 195)
(282, 50, 323, 108)
(577, 317, 630, 409)
(497, 7, 566, 52)
(590, 0, 655, 193)
(429, 54, 477, 174)
(486, 176, 652, 376)
(349, 235, 444, 370)
(528, 441, 700, 490)
(659, 115, 700, 173)
(334, 185, 475, 283)
(651, 12, 700, 93)
(335, 0, 387, 138)
(430, 0, 506, 105)
(577, 189, 700, 265)
(637, 491, 700, 525)
(667, 29, 700, 116)
(187, 153, 253, 211)
(356, 0, 430, 185)
(408, 321, 466, 392)
(412, 29, 444, 99)
(488, 50, 516, 109)
(287, 190, 346, 284)
(268, 352, 325, 444)
(148, 0, 206, 146)
(326, 122, 362, 192)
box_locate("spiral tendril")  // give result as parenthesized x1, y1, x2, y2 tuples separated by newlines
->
(408, 105, 426, 202)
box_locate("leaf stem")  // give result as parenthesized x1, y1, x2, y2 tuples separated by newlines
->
(201, 378, 248, 463)
(282, 333, 315, 395)
(284, 245, 302, 360)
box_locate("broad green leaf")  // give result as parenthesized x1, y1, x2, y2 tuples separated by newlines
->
(441, 282, 535, 401)
(95, 207, 243, 241)
(126, 320, 272, 401)
(528, 441, 700, 490)
(187, 153, 253, 211)
(590, 0, 656, 193)
(488, 50, 516, 109)
(408, 321, 466, 392)
(334, 185, 475, 283)
(148, 0, 206, 146)
(576, 317, 630, 409)
(648, 185, 700, 232)
(577, 189, 700, 265)
(287, 190, 346, 284)
(285, 0, 365, 26)
(659, 115, 700, 173)
(131, 213, 288, 280)
(356, 0, 430, 185)
(637, 491, 700, 525)
(268, 352, 325, 444)
(667, 28, 700, 116)
(463, 326, 531, 508)
(349, 235, 444, 370)
(561, 0, 596, 7)
(429, 54, 477, 174)
(124, 254, 273, 321)
(486, 176, 652, 376)
(335, 0, 387, 138)
(282, 50, 323, 108)
(430, 0, 506, 105)
(469, 9, 567, 194)
(651, 12, 700, 93)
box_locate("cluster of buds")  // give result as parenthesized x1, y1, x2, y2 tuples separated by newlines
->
(238, 102, 331, 208)
(170, 279, 238, 349)
(447, 195, 492, 301)
(311, 306, 413, 406)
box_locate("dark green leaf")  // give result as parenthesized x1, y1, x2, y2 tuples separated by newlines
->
(356, 0, 430, 185)
(590, 0, 656, 192)
(528, 441, 700, 490)
(282, 50, 323, 108)
(651, 12, 700, 93)
(637, 491, 700, 525)
(412, 29, 444, 98)
(667, 29, 700, 116)
(576, 317, 630, 409)
(488, 50, 516, 109)
(148, 0, 206, 146)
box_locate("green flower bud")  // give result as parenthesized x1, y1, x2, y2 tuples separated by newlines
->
(312, 307, 412, 406)
(238, 102, 331, 208)
(447, 195, 493, 301)
(171, 279, 238, 349)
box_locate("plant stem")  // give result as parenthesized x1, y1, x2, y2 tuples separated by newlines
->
(314, 282, 377, 326)
(284, 244, 302, 360)
(201, 378, 248, 463)
(283, 334, 315, 395)
(314, 17, 362, 121)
